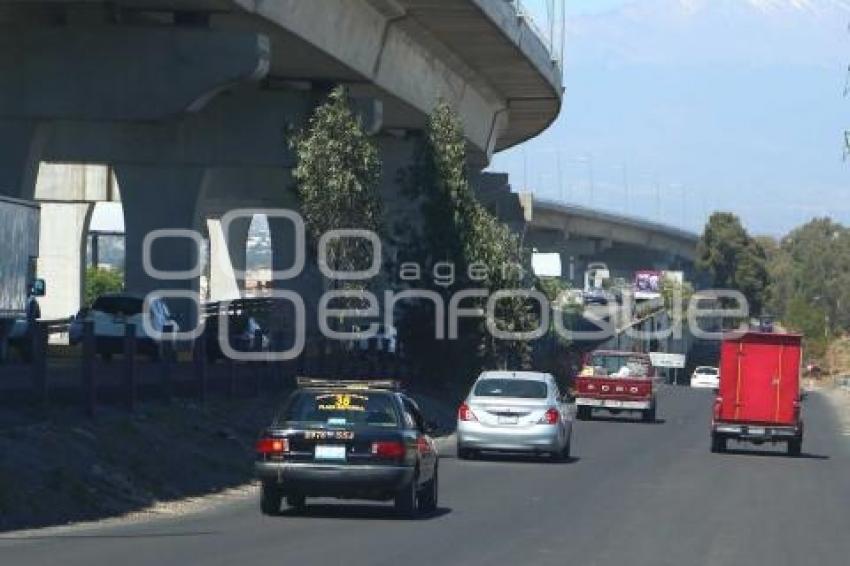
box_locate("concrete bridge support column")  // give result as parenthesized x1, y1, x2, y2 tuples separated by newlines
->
(376, 133, 422, 255)
(207, 216, 252, 302)
(268, 195, 322, 349)
(36, 202, 94, 319)
(226, 216, 253, 293)
(0, 121, 45, 200)
(116, 165, 206, 329)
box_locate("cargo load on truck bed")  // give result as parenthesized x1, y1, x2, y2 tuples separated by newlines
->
(712, 331, 803, 456)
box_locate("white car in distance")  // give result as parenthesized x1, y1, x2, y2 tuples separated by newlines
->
(690, 366, 720, 389)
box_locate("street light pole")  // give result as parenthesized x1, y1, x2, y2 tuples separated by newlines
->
(556, 148, 565, 203)
(621, 163, 630, 213)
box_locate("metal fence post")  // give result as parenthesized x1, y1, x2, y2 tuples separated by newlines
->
(254, 329, 264, 396)
(194, 334, 207, 404)
(161, 324, 173, 401)
(81, 320, 96, 417)
(31, 321, 48, 407)
(227, 355, 236, 398)
(124, 323, 137, 412)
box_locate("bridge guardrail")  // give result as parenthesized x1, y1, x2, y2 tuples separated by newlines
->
(508, 0, 564, 78)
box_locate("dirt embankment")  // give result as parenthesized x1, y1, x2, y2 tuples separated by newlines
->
(0, 397, 280, 532)
(0, 389, 458, 533)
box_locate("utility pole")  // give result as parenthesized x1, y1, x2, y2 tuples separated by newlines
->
(621, 163, 630, 213)
(655, 178, 661, 222)
(556, 148, 565, 202)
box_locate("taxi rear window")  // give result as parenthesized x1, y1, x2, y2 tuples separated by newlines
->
(278, 391, 400, 428)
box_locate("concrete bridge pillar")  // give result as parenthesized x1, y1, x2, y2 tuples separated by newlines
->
(376, 133, 421, 247)
(268, 198, 322, 345)
(206, 211, 254, 302)
(207, 217, 248, 302)
(116, 164, 206, 328)
(0, 121, 45, 200)
(36, 202, 94, 319)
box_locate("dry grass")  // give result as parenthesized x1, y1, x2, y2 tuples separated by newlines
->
(824, 336, 850, 380)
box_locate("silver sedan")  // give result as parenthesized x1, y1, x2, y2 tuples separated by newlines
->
(456, 371, 573, 461)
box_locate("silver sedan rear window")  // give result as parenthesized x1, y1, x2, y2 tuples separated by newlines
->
(473, 379, 548, 399)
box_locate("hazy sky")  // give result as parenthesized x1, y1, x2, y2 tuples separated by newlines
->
(563, 0, 629, 14)
(492, 0, 850, 236)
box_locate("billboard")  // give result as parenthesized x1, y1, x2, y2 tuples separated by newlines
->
(532, 252, 562, 278)
(649, 352, 687, 369)
(633, 270, 662, 299)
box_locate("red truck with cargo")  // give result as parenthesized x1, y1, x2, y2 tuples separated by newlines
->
(574, 350, 657, 422)
(711, 332, 803, 456)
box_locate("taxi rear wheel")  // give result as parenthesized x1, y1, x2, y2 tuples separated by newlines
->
(394, 473, 419, 518)
(260, 482, 283, 516)
(418, 468, 438, 513)
(286, 494, 307, 511)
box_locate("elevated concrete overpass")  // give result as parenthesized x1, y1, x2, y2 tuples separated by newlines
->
(474, 174, 699, 286)
(0, 0, 563, 322)
(527, 198, 698, 284)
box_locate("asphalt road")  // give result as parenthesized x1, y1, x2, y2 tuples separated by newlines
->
(2, 387, 849, 566)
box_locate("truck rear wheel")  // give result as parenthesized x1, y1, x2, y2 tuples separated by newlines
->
(643, 405, 657, 423)
(711, 433, 727, 453)
(576, 406, 592, 421)
(787, 438, 802, 457)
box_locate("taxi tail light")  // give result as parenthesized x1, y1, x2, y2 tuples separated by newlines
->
(458, 403, 478, 422)
(539, 408, 560, 425)
(371, 441, 406, 459)
(256, 437, 289, 455)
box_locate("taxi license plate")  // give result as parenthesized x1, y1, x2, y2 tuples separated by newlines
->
(606, 400, 623, 408)
(315, 445, 346, 461)
(498, 415, 518, 425)
(748, 427, 766, 436)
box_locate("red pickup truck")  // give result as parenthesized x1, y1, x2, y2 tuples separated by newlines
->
(711, 332, 803, 456)
(574, 350, 657, 422)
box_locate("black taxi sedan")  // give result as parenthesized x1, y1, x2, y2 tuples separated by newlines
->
(255, 378, 439, 518)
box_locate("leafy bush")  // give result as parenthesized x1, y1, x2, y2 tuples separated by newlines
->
(84, 266, 123, 307)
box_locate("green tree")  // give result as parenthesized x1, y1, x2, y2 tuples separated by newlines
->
(696, 212, 769, 315)
(661, 276, 694, 322)
(84, 267, 123, 307)
(764, 218, 850, 338)
(397, 102, 538, 377)
(290, 86, 383, 289)
(784, 294, 828, 358)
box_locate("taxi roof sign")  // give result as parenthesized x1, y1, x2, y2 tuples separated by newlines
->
(296, 377, 402, 391)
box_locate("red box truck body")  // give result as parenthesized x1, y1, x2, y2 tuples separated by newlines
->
(711, 332, 803, 455)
